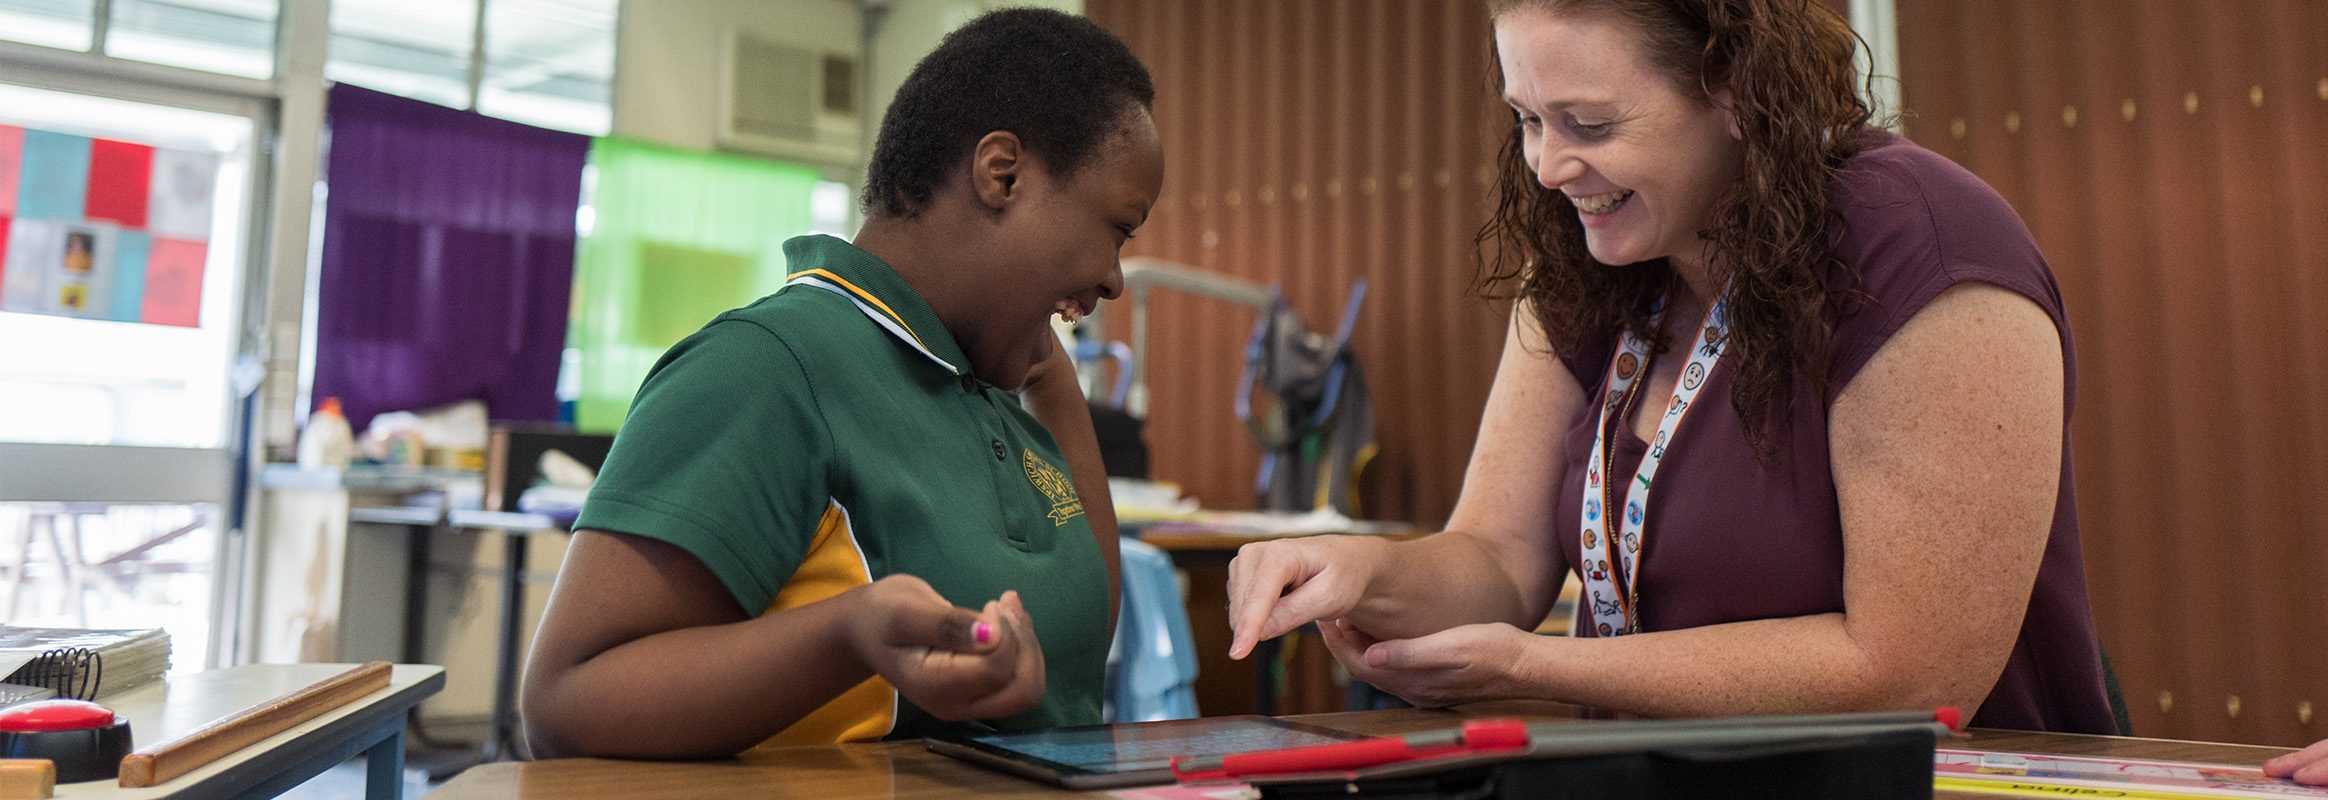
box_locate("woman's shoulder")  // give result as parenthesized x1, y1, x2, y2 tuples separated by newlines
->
(1828, 129, 2045, 282)
(1821, 129, 2065, 388)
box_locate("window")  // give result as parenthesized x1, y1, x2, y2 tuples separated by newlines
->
(326, 0, 478, 110)
(0, 82, 254, 449)
(0, 0, 96, 51)
(105, 0, 279, 80)
(478, 0, 615, 135)
(0, 0, 277, 79)
(331, 0, 616, 135)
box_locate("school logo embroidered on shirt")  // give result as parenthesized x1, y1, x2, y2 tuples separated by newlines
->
(1022, 450, 1084, 525)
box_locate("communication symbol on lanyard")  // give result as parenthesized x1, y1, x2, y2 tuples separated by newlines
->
(1580, 294, 1729, 639)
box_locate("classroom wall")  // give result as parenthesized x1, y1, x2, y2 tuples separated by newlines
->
(1896, 0, 2328, 748)
(611, 0, 863, 155)
(1084, 0, 1512, 527)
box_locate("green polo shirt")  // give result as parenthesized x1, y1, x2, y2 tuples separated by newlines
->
(575, 234, 1109, 749)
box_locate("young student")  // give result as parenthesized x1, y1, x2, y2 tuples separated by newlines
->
(521, 8, 1163, 759)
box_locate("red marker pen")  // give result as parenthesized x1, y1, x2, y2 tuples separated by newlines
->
(1170, 718, 1529, 782)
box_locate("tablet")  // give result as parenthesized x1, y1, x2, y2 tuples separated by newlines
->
(926, 715, 1370, 789)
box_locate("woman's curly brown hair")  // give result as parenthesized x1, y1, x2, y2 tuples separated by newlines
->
(1476, 0, 1873, 455)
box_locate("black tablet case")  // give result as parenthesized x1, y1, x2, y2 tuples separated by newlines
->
(1252, 727, 1935, 800)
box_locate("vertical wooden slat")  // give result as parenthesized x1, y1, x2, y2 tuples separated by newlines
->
(1087, 0, 1507, 527)
(1897, 0, 2328, 747)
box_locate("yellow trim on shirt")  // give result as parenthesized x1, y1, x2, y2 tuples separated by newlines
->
(748, 501, 896, 749)
(784, 268, 932, 354)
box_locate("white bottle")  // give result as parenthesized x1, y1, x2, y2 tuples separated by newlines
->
(297, 396, 357, 470)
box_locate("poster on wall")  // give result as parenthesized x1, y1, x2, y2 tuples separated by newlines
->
(0, 124, 214, 327)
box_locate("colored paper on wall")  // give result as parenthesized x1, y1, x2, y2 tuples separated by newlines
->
(47, 223, 117, 317)
(139, 237, 204, 327)
(145, 148, 216, 240)
(84, 139, 153, 228)
(109, 231, 150, 322)
(1, 218, 59, 314)
(16, 130, 90, 221)
(0, 125, 215, 327)
(0, 125, 22, 216)
(0, 219, 125, 321)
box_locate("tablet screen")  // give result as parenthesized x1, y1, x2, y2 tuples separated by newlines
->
(928, 716, 1369, 788)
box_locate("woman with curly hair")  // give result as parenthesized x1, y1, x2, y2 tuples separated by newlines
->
(1224, 0, 2117, 733)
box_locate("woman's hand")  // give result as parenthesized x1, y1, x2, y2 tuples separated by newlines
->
(847, 575, 1046, 721)
(1314, 619, 1538, 708)
(1226, 534, 1394, 659)
(2264, 739, 2328, 785)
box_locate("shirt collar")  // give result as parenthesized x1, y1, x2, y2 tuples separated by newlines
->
(780, 234, 971, 377)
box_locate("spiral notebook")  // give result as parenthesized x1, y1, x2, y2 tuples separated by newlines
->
(0, 626, 172, 701)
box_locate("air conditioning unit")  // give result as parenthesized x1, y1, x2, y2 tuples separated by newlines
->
(717, 30, 864, 167)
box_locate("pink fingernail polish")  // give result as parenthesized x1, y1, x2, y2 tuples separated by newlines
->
(974, 621, 994, 644)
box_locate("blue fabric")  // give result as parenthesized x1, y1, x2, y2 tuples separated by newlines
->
(1107, 537, 1198, 722)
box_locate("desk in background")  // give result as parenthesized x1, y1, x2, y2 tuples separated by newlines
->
(55, 663, 443, 800)
(1131, 514, 1418, 717)
(426, 700, 2301, 799)
(257, 428, 605, 765)
(347, 506, 566, 765)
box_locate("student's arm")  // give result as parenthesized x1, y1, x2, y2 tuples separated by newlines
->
(523, 322, 1044, 759)
(1021, 343, 1121, 628)
(1315, 283, 2062, 718)
(1226, 304, 1581, 656)
(523, 530, 1043, 759)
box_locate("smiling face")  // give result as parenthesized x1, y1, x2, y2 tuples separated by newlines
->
(1496, 6, 1745, 272)
(964, 105, 1164, 390)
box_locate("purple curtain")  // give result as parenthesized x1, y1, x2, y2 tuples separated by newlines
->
(312, 84, 588, 432)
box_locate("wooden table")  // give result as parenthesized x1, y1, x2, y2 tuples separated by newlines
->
(428, 700, 2300, 799)
(55, 662, 445, 799)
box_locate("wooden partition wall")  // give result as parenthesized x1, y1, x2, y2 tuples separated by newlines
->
(1086, 0, 1511, 527)
(1089, 0, 2327, 745)
(1897, 0, 2328, 747)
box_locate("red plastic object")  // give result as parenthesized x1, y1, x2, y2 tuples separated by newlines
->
(0, 699, 118, 732)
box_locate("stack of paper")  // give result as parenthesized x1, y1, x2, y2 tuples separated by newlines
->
(0, 626, 173, 700)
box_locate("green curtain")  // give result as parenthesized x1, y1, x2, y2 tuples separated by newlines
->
(570, 137, 822, 432)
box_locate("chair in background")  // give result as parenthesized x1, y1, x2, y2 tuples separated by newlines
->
(1105, 537, 1199, 722)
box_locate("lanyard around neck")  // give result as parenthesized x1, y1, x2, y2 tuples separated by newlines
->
(1577, 296, 1729, 636)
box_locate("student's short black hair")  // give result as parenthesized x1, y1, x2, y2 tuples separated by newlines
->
(863, 8, 1154, 219)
